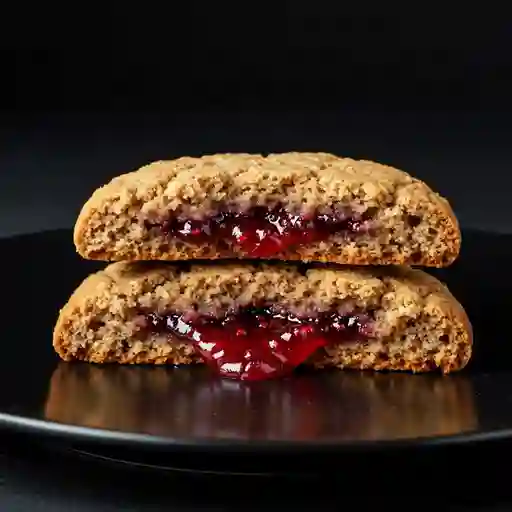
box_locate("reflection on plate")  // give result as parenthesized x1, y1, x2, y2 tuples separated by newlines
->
(44, 363, 478, 443)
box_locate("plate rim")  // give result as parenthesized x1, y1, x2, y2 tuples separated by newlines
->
(1, 411, 510, 453)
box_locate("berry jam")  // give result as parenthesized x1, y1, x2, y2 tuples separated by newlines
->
(152, 206, 370, 258)
(147, 307, 372, 381)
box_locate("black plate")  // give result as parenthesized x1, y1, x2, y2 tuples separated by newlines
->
(0, 229, 511, 469)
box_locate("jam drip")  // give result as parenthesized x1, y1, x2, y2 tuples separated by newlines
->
(147, 306, 372, 381)
(152, 206, 371, 258)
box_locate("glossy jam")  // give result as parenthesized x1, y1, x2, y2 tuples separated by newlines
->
(147, 307, 372, 381)
(154, 206, 369, 258)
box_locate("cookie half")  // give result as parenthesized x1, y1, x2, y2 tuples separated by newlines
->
(74, 153, 461, 267)
(53, 261, 472, 380)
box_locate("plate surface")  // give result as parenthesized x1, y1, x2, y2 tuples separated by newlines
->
(0, 229, 511, 458)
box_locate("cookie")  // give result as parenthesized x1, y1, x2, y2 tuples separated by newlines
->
(74, 153, 461, 267)
(53, 261, 472, 380)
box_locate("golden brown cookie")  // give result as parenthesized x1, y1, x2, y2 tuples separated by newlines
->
(53, 261, 472, 380)
(74, 153, 461, 267)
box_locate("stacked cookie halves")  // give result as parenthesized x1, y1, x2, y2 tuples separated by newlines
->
(54, 153, 472, 381)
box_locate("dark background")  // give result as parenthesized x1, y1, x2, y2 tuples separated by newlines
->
(1, 5, 512, 511)
(1, 6, 511, 237)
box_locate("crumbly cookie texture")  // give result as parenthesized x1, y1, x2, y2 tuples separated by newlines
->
(73, 153, 461, 267)
(53, 261, 472, 374)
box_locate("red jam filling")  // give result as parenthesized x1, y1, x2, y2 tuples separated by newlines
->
(147, 306, 372, 381)
(150, 206, 371, 258)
